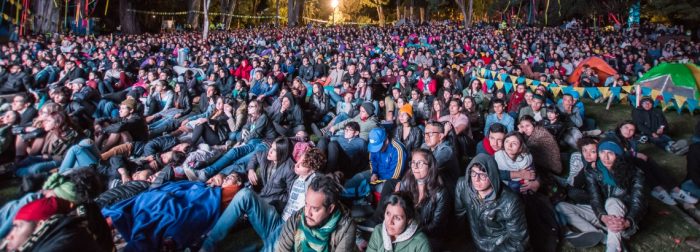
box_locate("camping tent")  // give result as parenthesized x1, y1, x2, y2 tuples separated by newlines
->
(567, 57, 618, 86)
(636, 63, 700, 99)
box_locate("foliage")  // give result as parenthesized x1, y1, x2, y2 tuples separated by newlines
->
(644, 0, 700, 28)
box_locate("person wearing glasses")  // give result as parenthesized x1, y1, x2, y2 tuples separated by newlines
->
(455, 153, 529, 251)
(360, 149, 450, 250)
(421, 121, 460, 193)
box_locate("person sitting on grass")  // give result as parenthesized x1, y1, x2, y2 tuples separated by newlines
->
(366, 192, 431, 252)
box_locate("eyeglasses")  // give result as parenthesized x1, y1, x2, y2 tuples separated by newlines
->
(470, 171, 489, 180)
(410, 160, 429, 168)
(424, 131, 441, 137)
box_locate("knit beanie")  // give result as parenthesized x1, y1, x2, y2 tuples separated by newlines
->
(598, 141, 623, 156)
(15, 197, 72, 222)
(399, 104, 413, 118)
(42, 173, 78, 203)
(361, 102, 375, 117)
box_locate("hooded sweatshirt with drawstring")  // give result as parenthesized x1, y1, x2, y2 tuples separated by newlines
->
(455, 154, 530, 252)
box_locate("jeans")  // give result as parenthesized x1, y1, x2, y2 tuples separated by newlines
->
(15, 156, 61, 177)
(0, 192, 42, 238)
(555, 198, 627, 252)
(93, 99, 119, 120)
(647, 134, 673, 150)
(202, 188, 283, 252)
(201, 139, 264, 177)
(149, 119, 179, 137)
(59, 139, 100, 174)
(682, 180, 700, 198)
(325, 87, 343, 105)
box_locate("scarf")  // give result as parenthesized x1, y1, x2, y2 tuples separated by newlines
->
(294, 209, 341, 252)
(381, 221, 419, 251)
(482, 137, 496, 155)
(596, 160, 618, 187)
(493, 150, 533, 172)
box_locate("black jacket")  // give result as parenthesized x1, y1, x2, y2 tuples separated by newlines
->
(102, 114, 149, 142)
(632, 106, 668, 136)
(305, 93, 331, 122)
(585, 157, 646, 238)
(0, 71, 31, 94)
(95, 180, 151, 208)
(18, 107, 37, 126)
(455, 154, 529, 252)
(393, 125, 423, 154)
(56, 67, 86, 85)
(398, 180, 450, 242)
(18, 203, 113, 252)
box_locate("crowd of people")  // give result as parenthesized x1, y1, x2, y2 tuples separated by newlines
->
(0, 20, 698, 252)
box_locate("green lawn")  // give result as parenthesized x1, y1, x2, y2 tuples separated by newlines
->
(1, 100, 699, 251)
(561, 100, 700, 251)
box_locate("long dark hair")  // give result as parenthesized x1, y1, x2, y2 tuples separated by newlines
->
(400, 149, 443, 206)
(270, 137, 292, 163)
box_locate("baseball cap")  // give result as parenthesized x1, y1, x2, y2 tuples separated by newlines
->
(368, 128, 387, 153)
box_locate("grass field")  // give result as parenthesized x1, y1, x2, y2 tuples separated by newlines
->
(1, 100, 699, 251)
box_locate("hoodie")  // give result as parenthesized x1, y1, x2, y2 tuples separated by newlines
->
(455, 154, 529, 251)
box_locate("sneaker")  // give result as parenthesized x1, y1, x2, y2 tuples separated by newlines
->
(565, 231, 605, 248)
(651, 189, 677, 205)
(357, 218, 379, 233)
(671, 190, 699, 204)
(583, 129, 602, 137)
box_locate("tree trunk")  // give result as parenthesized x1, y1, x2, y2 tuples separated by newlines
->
(467, 0, 473, 27)
(33, 0, 60, 34)
(276, 0, 280, 27)
(203, 0, 211, 39)
(287, 0, 305, 27)
(119, 0, 141, 34)
(224, 0, 238, 29)
(379, 6, 385, 27)
(187, 0, 202, 30)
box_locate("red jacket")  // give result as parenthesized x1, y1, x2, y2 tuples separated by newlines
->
(234, 60, 253, 81)
(417, 78, 437, 96)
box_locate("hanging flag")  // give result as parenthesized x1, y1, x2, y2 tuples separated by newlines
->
(619, 93, 628, 102)
(688, 99, 698, 112)
(517, 76, 525, 84)
(574, 87, 585, 97)
(598, 87, 610, 98)
(504, 82, 513, 93)
(480, 68, 486, 77)
(491, 71, 497, 79)
(585, 87, 601, 100)
(486, 79, 495, 89)
(495, 81, 504, 90)
(650, 89, 661, 100)
(611, 87, 622, 98)
(622, 85, 633, 93)
(510, 75, 517, 84)
(674, 95, 688, 110)
(525, 79, 532, 86)
(551, 86, 562, 97)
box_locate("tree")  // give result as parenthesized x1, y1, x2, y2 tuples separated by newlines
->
(219, 0, 239, 29)
(33, 0, 61, 33)
(287, 0, 305, 27)
(455, 0, 468, 27)
(361, 0, 389, 26)
(187, 0, 202, 30)
(203, 0, 211, 39)
(119, 0, 141, 34)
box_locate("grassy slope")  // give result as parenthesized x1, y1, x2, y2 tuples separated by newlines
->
(1, 101, 699, 251)
(561, 101, 700, 251)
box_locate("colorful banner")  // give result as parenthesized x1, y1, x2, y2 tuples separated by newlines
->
(473, 67, 700, 113)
